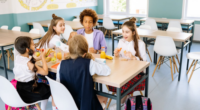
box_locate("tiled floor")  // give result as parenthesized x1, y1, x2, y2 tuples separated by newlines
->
(0, 38, 199, 110)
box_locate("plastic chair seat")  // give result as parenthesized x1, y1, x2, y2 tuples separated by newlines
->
(187, 52, 200, 60)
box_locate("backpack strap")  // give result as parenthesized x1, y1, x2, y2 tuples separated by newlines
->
(141, 97, 148, 110)
(124, 96, 136, 110)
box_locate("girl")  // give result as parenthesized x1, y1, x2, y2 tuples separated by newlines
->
(13, 36, 56, 110)
(56, 35, 110, 110)
(37, 13, 68, 52)
(109, 17, 147, 110)
(69, 9, 107, 53)
(37, 14, 68, 84)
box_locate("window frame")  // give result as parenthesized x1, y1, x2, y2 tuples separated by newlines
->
(105, 0, 149, 17)
(182, 0, 200, 20)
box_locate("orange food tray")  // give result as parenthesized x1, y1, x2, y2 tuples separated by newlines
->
(51, 63, 60, 69)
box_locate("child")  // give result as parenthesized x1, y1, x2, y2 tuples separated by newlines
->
(13, 36, 56, 110)
(56, 35, 110, 110)
(37, 14, 68, 84)
(109, 17, 147, 110)
(37, 14, 68, 52)
(69, 9, 107, 53)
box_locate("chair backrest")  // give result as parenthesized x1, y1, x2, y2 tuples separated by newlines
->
(12, 26, 21, 31)
(167, 20, 182, 32)
(139, 25, 152, 30)
(73, 19, 80, 22)
(1, 25, 8, 30)
(154, 36, 177, 56)
(0, 76, 27, 107)
(33, 22, 46, 36)
(103, 17, 115, 29)
(62, 25, 73, 41)
(145, 19, 158, 30)
(46, 76, 78, 110)
(29, 29, 40, 34)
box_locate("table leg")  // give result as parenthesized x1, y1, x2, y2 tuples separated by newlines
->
(116, 88, 121, 110)
(187, 35, 193, 70)
(95, 82, 98, 90)
(1, 46, 8, 79)
(178, 42, 184, 81)
(145, 67, 149, 97)
(112, 33, 114, 55)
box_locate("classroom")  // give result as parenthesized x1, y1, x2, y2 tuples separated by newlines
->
(0, 0, 200, 110)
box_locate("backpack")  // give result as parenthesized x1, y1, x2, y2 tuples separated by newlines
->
(124, 95, 152, 110)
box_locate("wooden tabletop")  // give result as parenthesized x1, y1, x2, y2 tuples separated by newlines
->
(36, 54, 150, 88)
(112, 28, 193, 42)
(140, 17, 194, 25)
(0, 29, 41, 47)
(75, 14, 133, 21)
(27, 20, 84, 30)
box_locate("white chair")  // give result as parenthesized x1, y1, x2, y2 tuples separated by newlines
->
(103, 17, 118, 38)
(139, 25, 152, 62)
(152, 36, 178, 81)
(144, 19, 158, 30)
(1, 25, 8, 30)
(186, 52, 200, 83)
(46, 76, 78, 110)
(29, 29, 40, 44)
(12, 26, 21, 31)
(73, 18, 80, 22)
(62, 25, 73, 41)
(167, 20, 183, 65)
(33, 22, 46, 36)
(0, 76, 41, 109)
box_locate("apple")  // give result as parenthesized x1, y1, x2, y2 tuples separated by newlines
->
(51, 57, 57, 64)
(35, 52, 40, 57)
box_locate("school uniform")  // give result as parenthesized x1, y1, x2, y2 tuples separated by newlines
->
(13, 48, 51, 103)
(108, 39, 147, 94)
(56, 57, 110, 110)
(77, 29, 107, 52)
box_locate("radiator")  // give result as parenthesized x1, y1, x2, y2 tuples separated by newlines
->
(193, 24, 200, 41)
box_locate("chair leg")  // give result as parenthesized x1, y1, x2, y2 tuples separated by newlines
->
(188, 60, 198, 83)
(140, 91, 143, 96)
(176, 54, 180, 65)
(152, 56, 161, 77)
(146, 48, 152, 62)
(6, 50, 10, 69)
(130, 93, 133, 97)
(169, 57, 174, 81)
(106, 92, 115, 109)
(35, 103, 41, 110)
(7, 106, 11, 110)
(172, 56, 179, 73)
(0, 53, 2, 60)
(158, 56, 164, 69)
(173, 57, 175, 73)
(186, 60, 195, 75)
(104, 30, 107, 36)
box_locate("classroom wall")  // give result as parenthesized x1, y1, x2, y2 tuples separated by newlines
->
(0, 0, 97, 32)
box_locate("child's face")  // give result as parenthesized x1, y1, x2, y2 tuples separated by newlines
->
(83, 16, 94, 32)
(122, 26, 134, 42)
(53, 19, 65, 35)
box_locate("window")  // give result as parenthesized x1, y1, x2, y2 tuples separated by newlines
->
(106, 0, 148, 17)
(183, 0, 200, 19)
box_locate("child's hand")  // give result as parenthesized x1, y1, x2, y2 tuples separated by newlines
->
(125, 51, 137, 60)
(89, 47, 97, 54)
(41, 49, 47, 58)
(114, 48, 120, 57)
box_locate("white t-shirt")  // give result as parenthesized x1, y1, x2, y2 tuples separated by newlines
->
(38, 35, 69, 52)
(56, 58, 111, 82)
(85, 32, 93, 48)
(13, 48, 35, 82)
(117, 39, 147, 61)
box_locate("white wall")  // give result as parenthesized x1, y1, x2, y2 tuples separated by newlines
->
(0, 0, 97, 14)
